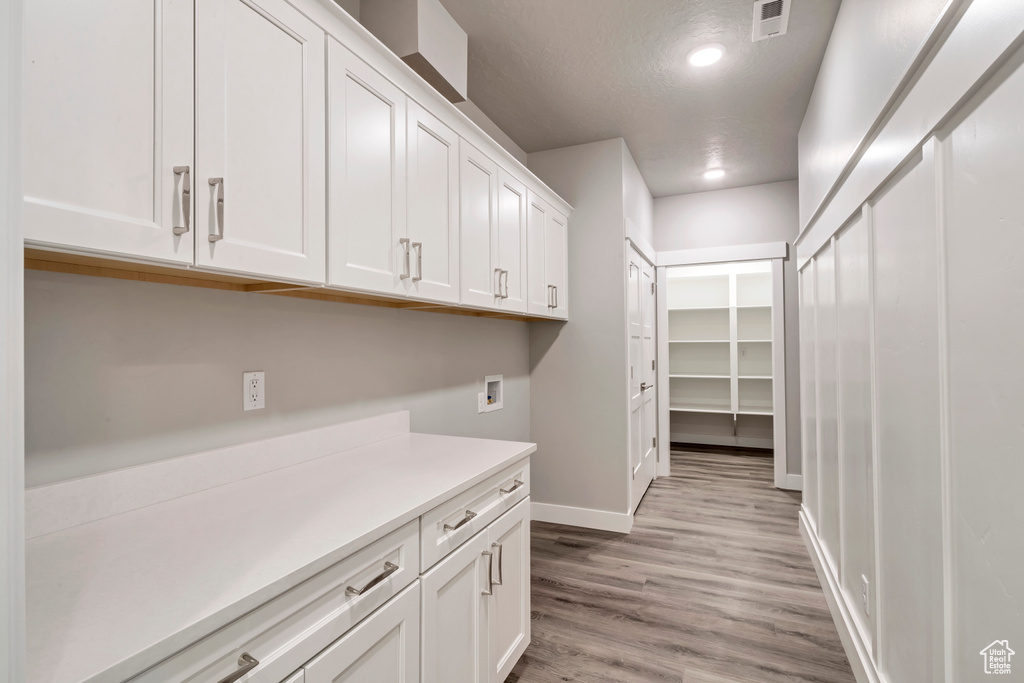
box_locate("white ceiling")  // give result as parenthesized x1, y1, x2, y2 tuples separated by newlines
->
(436, 0, 841, 198)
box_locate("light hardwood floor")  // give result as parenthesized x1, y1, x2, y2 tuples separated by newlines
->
(507, 447, 855, 683)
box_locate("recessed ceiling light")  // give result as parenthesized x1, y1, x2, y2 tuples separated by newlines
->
(688, 43, 725, 67)
(704, 168, 726, 180)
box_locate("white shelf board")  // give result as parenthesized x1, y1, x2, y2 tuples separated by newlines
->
(735, 304, 772, 309)
(669, 405, 734, 415)
(669, 339, 731, 344)
(739, 375, 773, 380)
(738, 339, 772, 343)
(667, 305, 731, 311)
(669, 374, 730, 379)
(737, 409, 773, 416)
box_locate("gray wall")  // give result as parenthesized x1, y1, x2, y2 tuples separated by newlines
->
(653, 180, 802, 475)
(24, 270, 530, 487)
(528, 138, 630, 514)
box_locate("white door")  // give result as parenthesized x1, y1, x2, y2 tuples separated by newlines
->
(23, 0, 194, 264)
(628, 245, 656, 511)
(304, 582, 420, 683)
(495, 171, 527, 313)
(195, 0, 326, 283)
(526, 193, 550, 316)
(406, 101, 459, 303)
(328, 41, 408, 294)
(545, 209, 568, 319)
(421, 532, 489, 683)
(460, 143, 499, 309)
(487, 500, 530, 683)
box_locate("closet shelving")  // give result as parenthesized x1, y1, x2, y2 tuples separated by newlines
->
(667, 261, 775, 447)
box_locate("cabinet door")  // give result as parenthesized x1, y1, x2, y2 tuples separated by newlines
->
(407, 101, 459, 303)
(495, 171, 528, 313)
(487, 500, 531, 683)
(328, 42, 408, 294)
(421, 532, 489, 683)
(195, 0, 326, 283)
(546, 209, 569, 319)
(460, 143, 499, 309)
(526, 193, 550, 317)
(304, 583, 420, 683)
(23, 0, 194, 264)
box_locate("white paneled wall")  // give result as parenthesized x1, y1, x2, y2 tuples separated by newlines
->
(798, 33, 1024, 683)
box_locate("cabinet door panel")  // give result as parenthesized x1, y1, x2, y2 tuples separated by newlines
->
(407, 102, 459, 303)
(526, 193, 549, 316)
(487, 500, 530, 683)
(329, 42, 408, 294)
(196, 0, 326, 283)
(304, 583, 420, 683)
(546, 210, 568, 319)
(496, 171, 527, 313)
(460, 144, 499, 309)
(421, 532, 488, 683)
(23, 0, 193, 264)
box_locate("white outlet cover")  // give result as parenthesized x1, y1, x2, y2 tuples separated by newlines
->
(477, 392, 486, 413)
(244, 371, 265, 411)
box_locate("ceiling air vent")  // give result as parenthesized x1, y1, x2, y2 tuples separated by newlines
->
(752, 0, 791, 41)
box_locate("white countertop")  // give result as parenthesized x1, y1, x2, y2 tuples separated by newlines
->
(26, 432, 535, 683)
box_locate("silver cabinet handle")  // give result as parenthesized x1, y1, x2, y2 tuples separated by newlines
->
(399, 238, 411, 280)
(491, 542, 503, 586)
(501, 269, 510, 298)
(500, 479, 524, 495)
(412, 242, 423, 282)
(208, 177, 224, 242)
(345, 561, 399, 596)
(482, 550, 494, 595)
(553, 285, 558, 308)
(173, 166, 190, 235)
(216, 653, 259, 683)
(443, 509, 476, 532)
(494, 267, 503, 298)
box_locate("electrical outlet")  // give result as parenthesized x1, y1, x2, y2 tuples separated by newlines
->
(477, 392, 486, 413)
(861, 575, 870, 615)
(243, 371, 265, 411)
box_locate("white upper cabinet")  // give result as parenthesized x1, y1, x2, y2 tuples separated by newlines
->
(527, 191, 568, 319)
(23, 0, 194, 264)
(460, 143, 500, 309)
(406, 101, 460, 303)
(495, 171, 528, 313)
(328, 40, 408, 294)
(195, 0, 326, 283)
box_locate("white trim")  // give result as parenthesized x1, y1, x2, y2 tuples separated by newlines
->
(1, 0, 25, 677)
(783, 474, 802, 491)
(656, 267, 671, 478)
(626, 235, 656, 267)
(26, 412, 411, 538)
(669, 433, 774, 450)
(656, 241, 788, 267)
(531, 502, 634, 534)
(864, 200, 883, 661)
(801, 511, 884, 683)
(771, 259, 788, 489)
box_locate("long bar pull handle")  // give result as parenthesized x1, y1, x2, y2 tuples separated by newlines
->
(553, 285, 558, 309)
(495, 268, 503, 298)
(345, 561, 399, 596)
(208, 178, 224, 242)
(216, 653, 259, 683)
(399, 238, 411, 280)
(548, 284, 554, 308)
(482, 550, 494, 595)
(491, 542, 503, 586)
(412, 242, 423, 282)
(173, 166, 190, 235)
(443, 509, 476, 532)
(500, 479, 524, 495)
(501, 270, 510, 298)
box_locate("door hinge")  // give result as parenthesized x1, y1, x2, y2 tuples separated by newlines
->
(652, 360, 655, 371)
(652, 437, 657, 448)
(651, 283, 656, 295)
(630, 366, 633, 378)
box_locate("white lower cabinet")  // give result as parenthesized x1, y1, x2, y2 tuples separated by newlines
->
(487, 499, 531, 683)
(303, 582, 420, 683)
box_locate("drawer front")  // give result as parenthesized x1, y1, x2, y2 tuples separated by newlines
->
(131, 520, 419, 683)
(420, 459, 529, 571)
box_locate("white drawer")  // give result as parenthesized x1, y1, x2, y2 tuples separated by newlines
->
(420, 458, 529, 571)
(130, 519, 419, 683)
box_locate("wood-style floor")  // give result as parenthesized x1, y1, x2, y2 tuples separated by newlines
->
(506, 447, 855, 683)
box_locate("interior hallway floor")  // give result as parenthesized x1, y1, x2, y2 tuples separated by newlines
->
(507, 448, 856, 683)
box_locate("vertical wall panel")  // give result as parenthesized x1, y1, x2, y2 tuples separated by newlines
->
(871, 147, 944, 682)
(799, 263, 818, 527)
(815, 243, 840, 571)
(943, 50, 1024, 680)
(835, 212, 875, 645)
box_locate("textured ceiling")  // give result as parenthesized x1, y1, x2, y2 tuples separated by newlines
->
(436, 0, 841, 198)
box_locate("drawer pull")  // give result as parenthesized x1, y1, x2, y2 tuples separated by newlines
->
(345, 561, 399, 597)
(500, 479, 524, 495)
(482, 550, 494, 595)
(173, 165, 190, 235)
(208, 177, 224, 242)
(443, 510, 477, 532)
(216, 652, 259, 683)
(491, 541, 503, 586)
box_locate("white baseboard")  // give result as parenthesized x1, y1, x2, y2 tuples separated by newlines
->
(800, 510, 883, 683)
(531, 501, 634, 533)
(779, 474, 803, 491)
